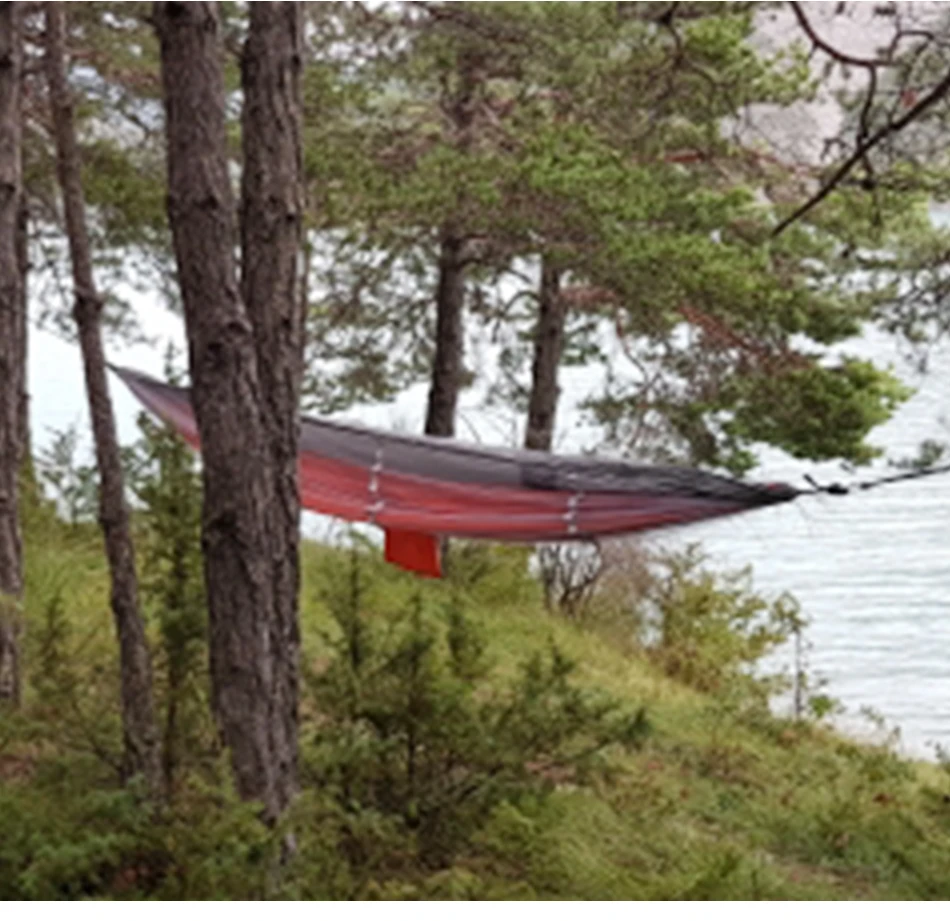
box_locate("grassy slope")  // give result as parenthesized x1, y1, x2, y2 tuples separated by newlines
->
(3, 513, 950, 899)
(297, 541, 950, 900)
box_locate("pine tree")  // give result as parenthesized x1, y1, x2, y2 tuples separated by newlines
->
(43, 1, 163, 797)
(301, 3, 922, 471)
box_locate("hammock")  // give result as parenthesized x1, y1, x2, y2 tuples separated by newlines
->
(113, 366, 801, 578)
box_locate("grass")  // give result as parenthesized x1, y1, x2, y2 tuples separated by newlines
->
(3, 509, 950, 899)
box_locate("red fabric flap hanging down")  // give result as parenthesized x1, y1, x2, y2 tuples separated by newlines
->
(384, 529, 442, 578)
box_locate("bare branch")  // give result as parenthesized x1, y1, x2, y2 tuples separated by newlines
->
(772, 63, 950, 237)
(790, 2, 892, 69)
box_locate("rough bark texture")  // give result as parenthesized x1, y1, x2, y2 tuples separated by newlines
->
(424, 230, 466, 437)
(0, 1, 24, 705)
(424, 51, 478, 439)
(44, 2, 163, 794)
(239, 2, 304, 812)
(155, 0, 294, 819)
(524, 260, 565, 452)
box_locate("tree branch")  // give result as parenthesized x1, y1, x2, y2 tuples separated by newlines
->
(789, 1, 891, 69)
(772, 63, 950, 237)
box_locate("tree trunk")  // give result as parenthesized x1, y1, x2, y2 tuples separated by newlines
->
(239, 2, 304, 814)
(424, 230, 466, 438)
(155, 0, 294, 821)
(15, 196, 31, 484)
(524, 259, 565, 452)
(44, 2, 163, 796)
(423, 48, 478, 439)
(0, 0, 24, 705)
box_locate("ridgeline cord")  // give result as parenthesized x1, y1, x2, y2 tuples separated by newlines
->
(803, 461, 950, 496)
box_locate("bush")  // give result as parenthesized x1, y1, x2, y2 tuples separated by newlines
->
(636, 545, 801, 705)
(126, 413, 213, 793)
(303, 548, 650, 874)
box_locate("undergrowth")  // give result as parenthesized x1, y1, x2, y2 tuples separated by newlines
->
(3, 425, 950, 898)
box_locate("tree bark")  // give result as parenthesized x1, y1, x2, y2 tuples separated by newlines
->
(44, 2, 163, 795)
(424, 230, 466, 437)
(0, 0, 24, 705)
(239, 2, 304, 814)
(15, 196, 30, 480)
(155, 1, 294, 820)
(524, 258, 565, 452)
(423, 49, 478, 439)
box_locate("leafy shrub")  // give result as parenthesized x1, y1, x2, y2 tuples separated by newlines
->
(0, 753, 348, 899)
(636, 545, 801, 704)
(0, 757, 152, 899)
(446, 540, 540, 609)
(303, 548, 649, 872)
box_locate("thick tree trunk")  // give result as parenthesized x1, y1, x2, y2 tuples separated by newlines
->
(0, 1, 24, 705)
(524, 259, 565, 452)
(239, 2, 304, 814)
(424, 230, 466, 438)
(44, 2, 163, 795)
(155, 0, 294, 820)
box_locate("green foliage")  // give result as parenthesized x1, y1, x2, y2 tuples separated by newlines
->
(22, 405, 213, 793)
(29, 586, 80, 712)
(25, 3, 174, 335)
(304, 547, 649, 871)
(637, 546, 802, 705)
(301, 2, 918, 472)
(36, 427, 99, 525)
(0, 768, 153, 899)
(0, 751, 348, 899)
(14, 2, 950, 902)
(125, 410, 211, 793)
(8, 523, 950, 899)
(724, 359, 913, 466)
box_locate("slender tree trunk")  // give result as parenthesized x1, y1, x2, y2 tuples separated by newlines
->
(424, 230, 466, 437)
(524, 258, 565, 452)
(155, 0, 293, 820)
(239, 2, 304, 814)
(0, 1, 24, 705)
(424, 49, 478, 439)
(15, 196, 30, 483)
(44, 2, 163, 795)
(525, 259, 567, 610)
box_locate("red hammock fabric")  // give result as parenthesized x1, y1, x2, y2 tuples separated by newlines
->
(114, 367, 800, 578)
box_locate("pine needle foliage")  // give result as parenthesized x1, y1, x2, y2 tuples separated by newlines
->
(304, 546, 650, 869)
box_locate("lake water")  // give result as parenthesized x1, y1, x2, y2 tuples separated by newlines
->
(667, 334, 950, 757)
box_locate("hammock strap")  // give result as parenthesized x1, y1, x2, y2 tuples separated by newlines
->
(804, 460, 950, 496)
